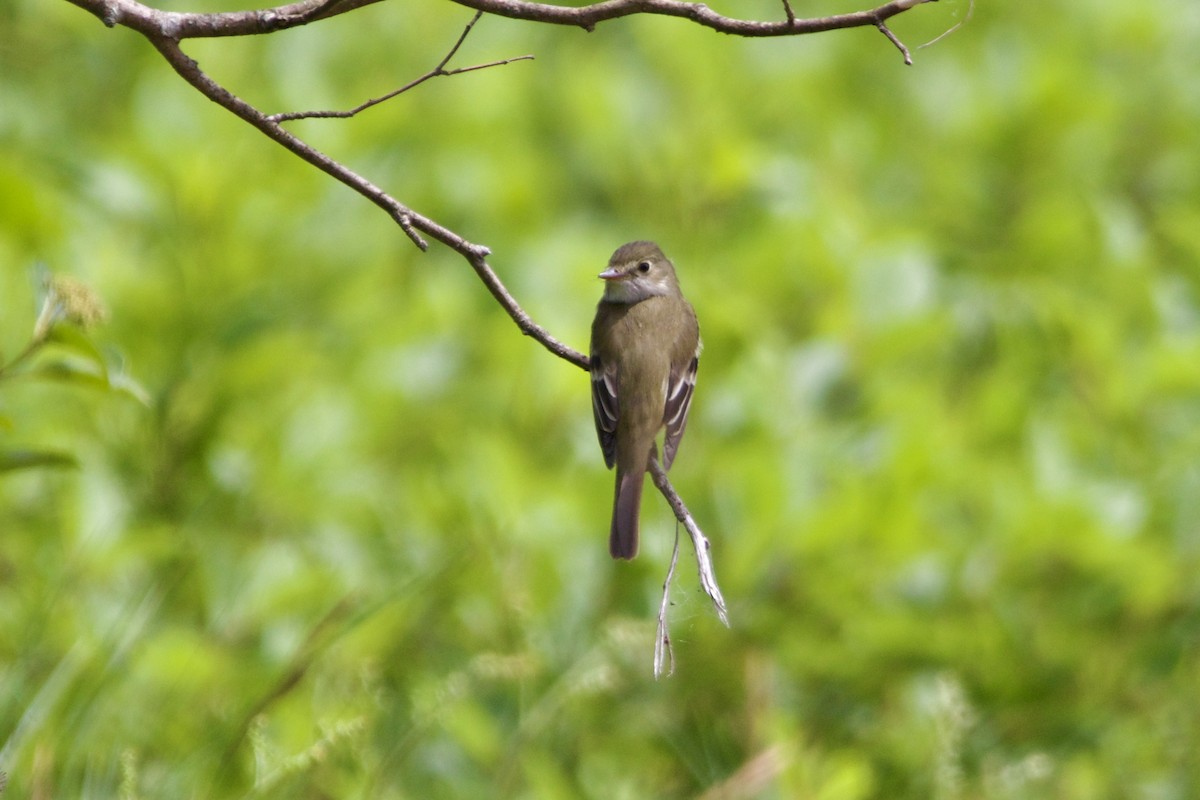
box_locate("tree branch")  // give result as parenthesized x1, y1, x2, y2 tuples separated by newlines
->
(780, 0, 796, 27)
(60, 0, 938, 666)
(268, 54, 535, 122)
(65, 0, 387, 38)
(127, 16, 586, 366)
(67, 0, 936, 63)
(649, 457, 728, 624)
(451, 0, 933, 42)
(269, 11, 535, 122)
(875, 19, 913, 65)
(649, 452, 728, 677)
(655, 524, 682, 678)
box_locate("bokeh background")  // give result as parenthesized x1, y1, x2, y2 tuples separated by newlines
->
(4, 0, 1200, 796)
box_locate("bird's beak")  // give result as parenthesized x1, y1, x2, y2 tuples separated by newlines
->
(598, 267, 626, 281)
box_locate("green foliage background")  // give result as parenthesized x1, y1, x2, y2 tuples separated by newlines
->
(4, 0, 1200, 796)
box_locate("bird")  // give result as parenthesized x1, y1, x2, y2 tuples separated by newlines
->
(590, 240, 700, 559)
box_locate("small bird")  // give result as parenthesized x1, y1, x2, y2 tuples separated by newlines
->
(590, 241, 701, 560)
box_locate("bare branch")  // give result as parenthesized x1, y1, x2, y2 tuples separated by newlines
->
(450, 0, 933, 45)
(462, 249, 590, 369)
(145, 35, 431, 248)
(649, 456, 729, 627)
(270, 11, 534, 122)
(270, 53, 535, 122)
(64, 0, 387, 38)
(66, 0, 937, 65)
(654, 525, 681, 678)
(875, 20, 913, 65)
(117, 23, 585, 365)
(438, 8, 491, 71)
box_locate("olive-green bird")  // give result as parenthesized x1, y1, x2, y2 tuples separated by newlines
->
(590, 241, 701, 560)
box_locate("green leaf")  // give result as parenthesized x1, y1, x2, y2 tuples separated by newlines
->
(108, 371, 153, 407)
(45, 325, 109, 378)
(22, 355, 151, 405)
(0, 449, 78, 473)
(24, 357, 110, 390)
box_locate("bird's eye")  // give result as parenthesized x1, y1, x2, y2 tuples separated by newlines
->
(636, 260, 652, 273)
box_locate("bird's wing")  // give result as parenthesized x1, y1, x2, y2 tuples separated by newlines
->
(591, 352, 619, 469)
(661, 353, 698, 471)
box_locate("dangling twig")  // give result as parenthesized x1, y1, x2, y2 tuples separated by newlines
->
(647, 456, 728, 677)
(653, 523, 682, 678)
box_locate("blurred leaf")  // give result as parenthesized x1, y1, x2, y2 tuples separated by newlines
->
(106, 370, 152, 407)
(23, 356, 110, 390)
(18, 352, 148, 405)
(0, 448, 78, 472)
(45, 323, 108, 374)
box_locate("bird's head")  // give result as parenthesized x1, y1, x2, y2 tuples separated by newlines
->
(599, 240, 680, 304)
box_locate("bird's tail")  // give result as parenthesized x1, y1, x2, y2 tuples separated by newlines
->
(609, 469, 643, 559)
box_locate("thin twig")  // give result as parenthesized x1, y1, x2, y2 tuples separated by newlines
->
(918, 0, 973, 50)
(270, 56, 534, 122)
(653, 524, 681, 678)
(269, 12, 535, 122)
(875, 20, 912, 65)
(648, 456, 729, 627)
(781, 0, 796, 26)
